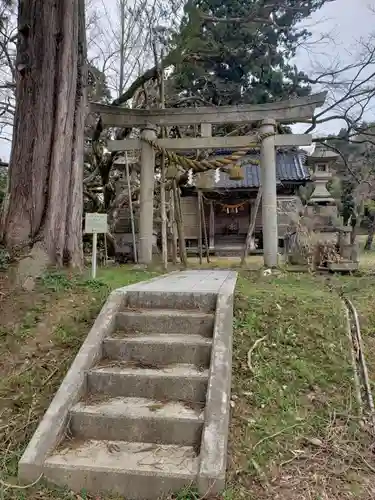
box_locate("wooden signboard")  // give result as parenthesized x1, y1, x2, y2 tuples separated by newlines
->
(85, 213, 108, 234)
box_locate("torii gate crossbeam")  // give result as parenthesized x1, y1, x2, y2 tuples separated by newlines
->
(91, 92, 326, 127)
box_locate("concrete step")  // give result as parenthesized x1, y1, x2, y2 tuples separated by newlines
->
(115, 309, 215, 337)
(70, 396, 204, 446)
(87, 364, 209, 403)
(124, 291, 217, 312)
(44, 439, 198, 500)
(103, 334, 212, 367)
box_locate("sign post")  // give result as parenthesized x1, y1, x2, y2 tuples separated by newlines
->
(91, 232, 98, 278)
(85, 213, 108, 279)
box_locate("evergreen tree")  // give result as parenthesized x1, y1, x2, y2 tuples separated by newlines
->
(170, 0, 330, 105)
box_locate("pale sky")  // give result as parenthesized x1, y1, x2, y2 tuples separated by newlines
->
(292, 0, 375, 137)
(0, 0, 374, 161)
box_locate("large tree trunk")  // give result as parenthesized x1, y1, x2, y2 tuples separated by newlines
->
(3, 0, 87, 268)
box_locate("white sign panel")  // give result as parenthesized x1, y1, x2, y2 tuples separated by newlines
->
(85, 213, 108, 234)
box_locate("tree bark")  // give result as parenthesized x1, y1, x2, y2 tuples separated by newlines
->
(365, 216, 375, 251)
(3, 0, 87, 268)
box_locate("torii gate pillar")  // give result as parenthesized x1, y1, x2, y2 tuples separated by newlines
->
(260, 118, 278, 268)
(139, 124, 157, 264)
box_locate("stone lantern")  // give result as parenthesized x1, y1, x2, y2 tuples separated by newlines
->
(305, 143, 339, 225)
(305, 143, 357, 267)
(307, 143, 338, 204)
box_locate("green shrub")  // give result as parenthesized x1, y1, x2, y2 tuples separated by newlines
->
(0, 247, 9, 270)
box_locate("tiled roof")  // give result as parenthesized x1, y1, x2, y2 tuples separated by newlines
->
(213, 151, 310, 189)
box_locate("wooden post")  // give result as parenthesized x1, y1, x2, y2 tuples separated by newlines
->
(104, 233, 108, 266)
(209, 200, 215, 250)
(201, 196, 210, 263)
(241, 189, 262, 266)
(260, 119, 278, 268)
(139, 125, 157, 264)
(198, 191, 203, 264)
(125, 152, 138, 263)
(173, 179, 188, 267)
(170, 188, 178, 264)
(92, 232, 98, 279)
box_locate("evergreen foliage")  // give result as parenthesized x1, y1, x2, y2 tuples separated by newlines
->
(171, 0, 331, 105)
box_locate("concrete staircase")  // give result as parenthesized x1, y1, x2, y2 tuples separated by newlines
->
(19, 271, 237, 500)
(44, 295, 215, 499)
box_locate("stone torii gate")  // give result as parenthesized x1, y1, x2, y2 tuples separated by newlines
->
(90, 92, 327, 267)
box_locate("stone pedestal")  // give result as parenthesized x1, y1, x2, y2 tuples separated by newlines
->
(114, 232, 158, 263)
(338, 227, 352, 259)
(285, 144, 359, 272)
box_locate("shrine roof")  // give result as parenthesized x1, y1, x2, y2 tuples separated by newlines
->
(213, 150, 310, 189)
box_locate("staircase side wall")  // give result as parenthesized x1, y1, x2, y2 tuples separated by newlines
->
(198, 272, 238, 495)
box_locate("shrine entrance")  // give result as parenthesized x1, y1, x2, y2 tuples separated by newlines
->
(215, 201, 249, 236)
(207, 197, 254, 252)
(90, 92, 327, 267)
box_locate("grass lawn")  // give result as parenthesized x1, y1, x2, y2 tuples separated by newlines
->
(0, 265, 159, 499)
(1, 262, 375, 499)
(225, 271, 375, 500)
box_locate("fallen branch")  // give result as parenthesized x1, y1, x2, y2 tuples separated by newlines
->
(247, 335, 267, 373)
(345, 297, 375, 428)
(42, 367, 58, 386)
(343, 302, 363, 414)
(358, 453, 375, 474)
(0, 473, 43, 490)
(252, 423, 302, 451)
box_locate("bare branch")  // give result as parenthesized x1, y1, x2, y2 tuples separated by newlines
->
(199, 13, 272, 24)
(300, 20, 375, 137)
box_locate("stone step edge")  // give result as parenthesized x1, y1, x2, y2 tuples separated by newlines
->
(88, 364, 209, 379)
(70, 396, 204, 422)
(117, 309, 214, 317)
(45, 439, 198, 477)
(103, 334, 212, 345)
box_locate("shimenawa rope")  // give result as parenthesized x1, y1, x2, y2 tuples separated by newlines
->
(139, 131, 275, 174)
